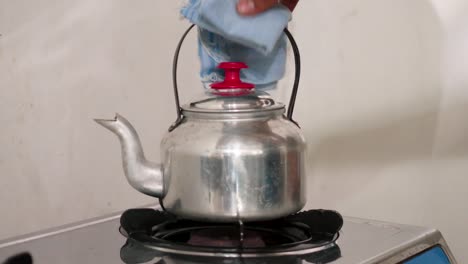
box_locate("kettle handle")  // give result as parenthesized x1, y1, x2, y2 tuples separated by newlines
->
(170, 24, 301, 131)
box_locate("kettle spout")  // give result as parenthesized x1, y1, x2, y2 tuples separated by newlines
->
(94, 114, 163, 198)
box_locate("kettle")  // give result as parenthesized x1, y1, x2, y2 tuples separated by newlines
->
(95, 25, 306, 222)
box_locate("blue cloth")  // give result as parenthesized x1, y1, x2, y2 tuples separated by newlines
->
(180, 0, 291, 90)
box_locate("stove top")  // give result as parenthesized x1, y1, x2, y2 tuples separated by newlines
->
(0, 205, 457, 264)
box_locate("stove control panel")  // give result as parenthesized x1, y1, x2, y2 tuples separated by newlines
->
(404, 246, 451, 264)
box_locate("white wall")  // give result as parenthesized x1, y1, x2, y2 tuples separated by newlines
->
(1, 0, 467, 262)
(291, 0, 468, 261)
(0, 0, 199, 238)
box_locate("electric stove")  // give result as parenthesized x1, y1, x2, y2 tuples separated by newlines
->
(0, 205, 457, 263)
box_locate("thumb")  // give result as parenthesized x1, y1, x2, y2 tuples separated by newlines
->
(237, 0, 279, 16)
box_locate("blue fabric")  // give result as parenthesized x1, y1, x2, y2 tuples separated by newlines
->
(180, 0, 291, 90)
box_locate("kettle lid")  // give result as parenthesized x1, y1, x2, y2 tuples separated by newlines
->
(181, 62, 284, 114)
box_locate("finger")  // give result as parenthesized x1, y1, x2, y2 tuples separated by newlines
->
(282, 0, 299, 12)
(237, 0, 279, 16)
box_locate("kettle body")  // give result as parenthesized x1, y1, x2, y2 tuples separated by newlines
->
(160, 103, 306, 221)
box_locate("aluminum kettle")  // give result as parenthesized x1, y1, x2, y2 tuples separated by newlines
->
(95, 25, 306, 222)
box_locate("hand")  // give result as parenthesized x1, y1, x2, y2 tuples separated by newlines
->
(237, 0, 299, 16)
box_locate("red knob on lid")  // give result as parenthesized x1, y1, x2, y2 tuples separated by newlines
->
(210, 62, 255, 90)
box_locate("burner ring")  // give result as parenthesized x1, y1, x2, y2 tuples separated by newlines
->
(156, 225, 310, 248)
(126, 220, 339, 258)
(129, 232, 339, 258)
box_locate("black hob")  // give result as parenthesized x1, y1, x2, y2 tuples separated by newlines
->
(119, 208, 343, 263)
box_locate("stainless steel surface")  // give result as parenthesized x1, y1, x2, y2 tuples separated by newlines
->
(0, 206, 457, 264)
(334, 217, 457, 264)
(95, 114, 164, 197)
(96, 107, 306, 222)
(0, 211, 125, 264)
